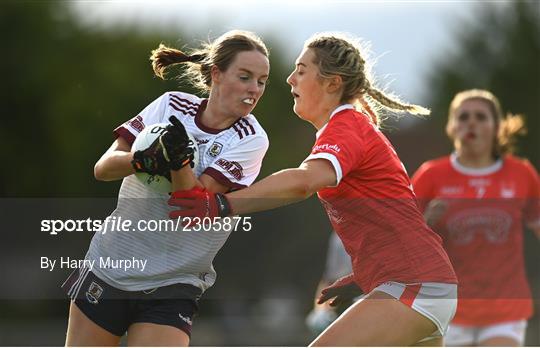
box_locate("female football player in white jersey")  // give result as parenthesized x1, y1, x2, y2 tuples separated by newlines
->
(62, 30, 270, 346)
(412, 89, 540, 346)
(169, 32, 459, 346)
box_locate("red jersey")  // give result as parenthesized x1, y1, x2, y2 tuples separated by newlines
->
(412, 154, 540, 325)
(305, 105, 457, 293)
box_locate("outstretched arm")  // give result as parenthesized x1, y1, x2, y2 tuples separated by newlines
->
(227, 158, 336, 215)
(169, 159, 337, 219)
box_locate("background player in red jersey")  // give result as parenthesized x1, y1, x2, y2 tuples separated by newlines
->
(169, 32, 459, 346)
(412, 89, 540, 346)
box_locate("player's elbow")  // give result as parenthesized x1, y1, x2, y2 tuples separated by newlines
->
(94, 161, 112, 181)
(275, 169, 316, 199)
(295, 166, 334, 198)
(292, 174, 319, 199)
(94, 162, 106, 181)
(293, 182, 314, 199)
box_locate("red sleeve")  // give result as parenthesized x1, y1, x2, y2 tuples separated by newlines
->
(411, 162, 437, 212)
(522, 160, 540, 227)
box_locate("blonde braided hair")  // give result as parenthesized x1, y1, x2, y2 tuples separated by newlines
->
(305, 33, 430, 125)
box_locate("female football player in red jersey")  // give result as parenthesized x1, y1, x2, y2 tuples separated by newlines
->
(169, 32, 458, 346)
(411, 89, 540, 346)
(63, 30, 270, 347)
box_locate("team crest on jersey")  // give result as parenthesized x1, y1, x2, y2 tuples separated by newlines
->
(86, 281, 104, 305)
(446, 208, 512, 245)
(500, 189, 515, 198)
(500, 183, 516, 198)
(207, 142, 223, 157)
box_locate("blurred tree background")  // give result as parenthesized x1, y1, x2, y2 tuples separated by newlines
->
(423, 1, 539, 166)
(0, 0, 538, 345)
(0, 1, 314, 198)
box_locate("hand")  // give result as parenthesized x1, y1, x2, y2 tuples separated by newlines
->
(424, 199, 449, 227)
(317, 274, 362, 307)
(161, 116, 195, 170)
(168, 187, 232, 220)
(131, 137, 170, 177)
(131, 116, 193, 175)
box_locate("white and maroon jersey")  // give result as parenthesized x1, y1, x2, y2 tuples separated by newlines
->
(114, 91, 269, 189)
(86, 91, 268, 292)
(304, 104, 457, 294)
(412, 154, 540, 325)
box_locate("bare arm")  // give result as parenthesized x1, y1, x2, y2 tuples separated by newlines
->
(423, 199, 449, 228)
(226, 159, 337, 215)
(528, 224, 540, 240)
(171, 167, 199, 191)
(199, 174, 232, 194)
(94, 137, 136, 181)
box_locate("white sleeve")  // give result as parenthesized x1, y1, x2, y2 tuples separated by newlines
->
(113, 93, 169, 145)
(303, 153, 342, 186)
(203, 134, 269, 190)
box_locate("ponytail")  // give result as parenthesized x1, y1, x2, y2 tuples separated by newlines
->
(496, 113, 526, 156)
(150, 43, 206, 80)
(148, 30, 268, 93)
(366, 86, 430, 118)
(306, 33, 430, 127)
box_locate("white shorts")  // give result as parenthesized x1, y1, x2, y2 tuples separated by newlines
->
(374, 281, 458, 340)
(445, 320, 528, 346)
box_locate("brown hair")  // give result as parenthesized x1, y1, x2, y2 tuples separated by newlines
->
(446, 89, 526, 157)
(150, 30, 269, 93)
(305, 32, 430, 125)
